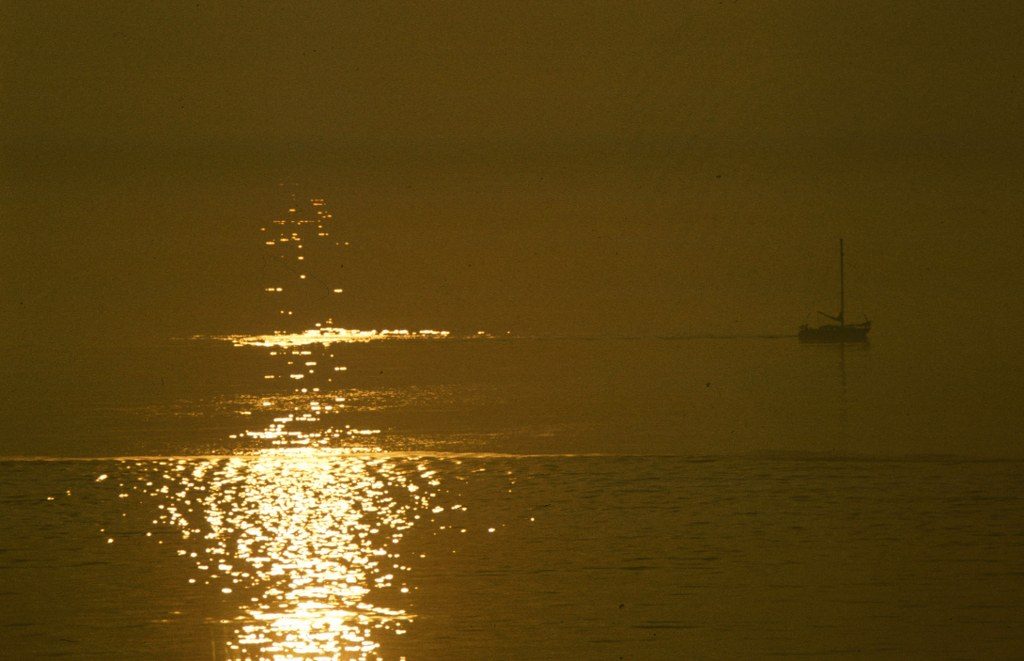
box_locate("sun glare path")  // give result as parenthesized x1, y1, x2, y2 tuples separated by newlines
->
(121, 452, 444, 659)
(138, 194, 459, 658)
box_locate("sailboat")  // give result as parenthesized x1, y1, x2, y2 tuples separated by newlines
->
(798, 239, 871, 343)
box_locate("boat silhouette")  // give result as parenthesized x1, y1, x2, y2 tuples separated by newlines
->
(798, 239, 870, 343)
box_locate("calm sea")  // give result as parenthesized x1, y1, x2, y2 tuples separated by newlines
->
(2, 335, 1023, 658)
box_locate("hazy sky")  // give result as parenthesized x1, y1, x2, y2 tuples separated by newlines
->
(2, 1, 1023, 344)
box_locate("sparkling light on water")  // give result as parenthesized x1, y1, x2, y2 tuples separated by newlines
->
(129, 451, 442, 659)
(138, 194, 448, 658)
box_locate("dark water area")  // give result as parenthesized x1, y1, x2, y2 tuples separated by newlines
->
(2, 454, 1023, 658)
(3, 190, 1024, 659)
(2, 332, 1024, 658)
(3, 196, 1024, 655)
(3, 333, 1023, 460)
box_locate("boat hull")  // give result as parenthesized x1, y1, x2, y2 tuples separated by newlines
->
(798, 323, 870, 343)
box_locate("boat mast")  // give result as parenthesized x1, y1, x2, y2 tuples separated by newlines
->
(839, 238, 845, 327)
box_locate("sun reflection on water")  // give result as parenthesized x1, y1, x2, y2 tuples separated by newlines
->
(130, 451, 442, 659)
(126, 193, 457, 658)
(214, 328, 457, 348)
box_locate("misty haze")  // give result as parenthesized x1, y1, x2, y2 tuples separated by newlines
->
(2, 2, 1024, 659)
